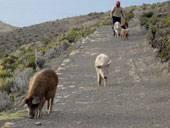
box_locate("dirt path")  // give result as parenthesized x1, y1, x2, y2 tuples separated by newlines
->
(3, 18, 170, 128)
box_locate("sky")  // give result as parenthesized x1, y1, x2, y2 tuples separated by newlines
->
(0, 0, 168, 27)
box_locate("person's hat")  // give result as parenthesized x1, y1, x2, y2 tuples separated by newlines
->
(116, 1, 120, 6)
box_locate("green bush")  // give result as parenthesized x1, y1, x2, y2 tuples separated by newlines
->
(159, 36, 169, 59)
(126, 9, 135, 21)
(151, 4, 156, 9)
(18, 53, 36, 70)
(166, 16, 170, 26)
(1, 56, 19, 72)
(9, 94, 15, 102)
(1, 56, 18, 66)
(0, 79, 14, 94)
(142, 11, 154, 18)
(90, 23, 100, 28)
(158, 8, 162, 12)
(40, 38, 51, 44)
(102, 18, 112, 26)
(23, 57, 36, 70)
(148, 16, 160, 25)
(38, 47, 48, 55)
(140, 16, 149, 26)
(60, 26, 97, 43)
(149, 25, 156, 34)
(140, 10, 157, 26)
(0, 71, 13, 80)
(145, 23, 150, 30)
(47, 41, 60, 48)
(142, 5, 147, 10)
(60, 28, 82, 43)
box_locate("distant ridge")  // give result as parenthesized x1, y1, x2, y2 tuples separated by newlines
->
(0, 21, 17, 33)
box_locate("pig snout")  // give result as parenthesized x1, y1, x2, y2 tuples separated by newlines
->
(100, 68, 108, 80)
(29, 115, 34, 119)
(104, 76, 107, 79)
(28, 113, 34, 119)
(28, 109, 35, 119)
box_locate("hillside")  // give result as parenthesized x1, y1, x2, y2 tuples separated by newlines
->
(0, 11, 111, 112)
(0, 21, 17, 33)
(0, 13, 107, 57)
(0, 1, 170, 127)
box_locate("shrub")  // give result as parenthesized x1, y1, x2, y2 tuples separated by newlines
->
(13, 68, 34, 93)
(0, 79, 14, 94)
(151, 4, 156, 9)
(40, 38, 51, 44)
(140, 10, 157, 26)
(166, 16, 170, 26)
(24, 57, 36, 70)
(159, 36, 169, 59)
(102, 18, 112, 26)
(21, 53, 36, 70)
(0, 71, 13, 80)
(1, 56, 19, 72)
(142, 4, 147, 10)
(142, 11, 154, 18)
(148, 16, 160, 25)
(149, 25, 156, 34)
(0, 91, 12, 111)
(47, 41, 60, 48)
(90, 23, 100, 28)
(145, 23, 150, 30)
(1, 56, 18, 67)
(126, 9, 135, 21)
(60, 26, 97, 43)
(60, 28, 81, 43)
(158, 8, 162, 12)
(140, 16, 149, 26)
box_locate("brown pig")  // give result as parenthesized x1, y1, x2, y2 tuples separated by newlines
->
(21, 69, 58, 119)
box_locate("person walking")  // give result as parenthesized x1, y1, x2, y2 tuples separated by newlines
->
(110, 1, 126, 35)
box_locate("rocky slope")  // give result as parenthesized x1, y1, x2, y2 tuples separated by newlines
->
(0, 21, 17, 33)
(0, 13, 107, 57)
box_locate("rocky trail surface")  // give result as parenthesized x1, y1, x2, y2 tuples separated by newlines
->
(2, 16, 170, 128)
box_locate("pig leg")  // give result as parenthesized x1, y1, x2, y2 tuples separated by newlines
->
(96, 68, 101, 86)
(104, 79, 107, 87)
(37, 100, 45, 118)
(97, 73, 102, 86)
(48, 98, 54, 114)
(47, 100, 50, 110)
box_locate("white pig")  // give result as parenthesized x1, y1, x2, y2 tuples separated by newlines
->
(114, 22, 121, 38)
(95, 53, 111, 87)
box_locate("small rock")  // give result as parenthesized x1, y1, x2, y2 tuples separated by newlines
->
(4, 122, 15, 127)
(35, 122, 42, 125)
(61, 40, 70, 50)
(63, 59, 70, 63)
(77, 121, 81, 125)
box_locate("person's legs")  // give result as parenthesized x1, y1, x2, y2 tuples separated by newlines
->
(112, 16, 116, 35)
(112, 16, 118, 35)
(117, 17, 121, 24)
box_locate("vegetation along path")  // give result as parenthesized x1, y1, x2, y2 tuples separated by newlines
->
(3, 16, 170, 128)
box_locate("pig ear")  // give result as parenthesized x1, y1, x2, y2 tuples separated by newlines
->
(107, 60, 111, 67)
(32, 97, 40, 105)
(19, 98, 27, 107)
